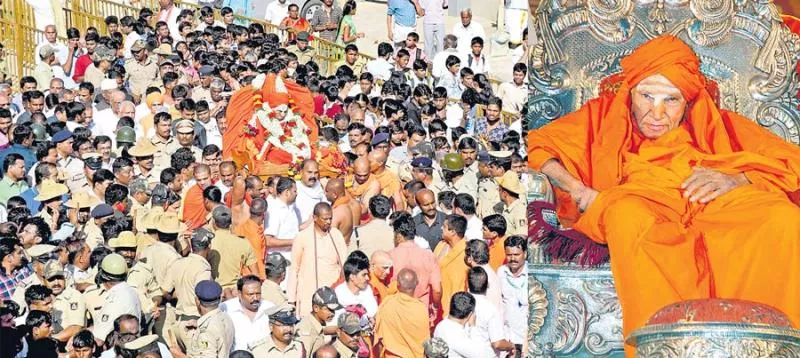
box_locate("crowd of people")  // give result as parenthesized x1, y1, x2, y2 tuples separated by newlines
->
(0, 0, 532, 357)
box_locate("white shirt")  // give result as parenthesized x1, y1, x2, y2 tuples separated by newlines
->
(198, 119, 223, 148)
(433, 318, 486, 358)
(497, 81, 527, 114)
(432, 49, 466, 79)
(334, 283, 379, 318)
(24, 0, 55, 32)
(452, 22, 486, 57)
(265, 199, 301, 258)
(479, 264, 504, 317)
(470, 294, 504, 357)
(465, 215, 482, 242)
(366, 58, 395, 82)
(294, 181, 326, 223)
(215, 181, 231, 199)
(123, 32, 142, 59)
(464, 52, 491, 75)
(34, 41, 69, 67)
(220, 298, 276, 351)
(158, 5, 182, 40)
(92, 282, 142, 340)
(92, 108, 120, 139)
(497, 264, 528, 344)
(265, 1, 290, 26)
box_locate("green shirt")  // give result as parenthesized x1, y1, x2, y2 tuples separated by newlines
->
(0, 176, 29, 207)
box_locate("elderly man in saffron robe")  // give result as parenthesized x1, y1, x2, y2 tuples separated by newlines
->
(527, 35, 800, 354)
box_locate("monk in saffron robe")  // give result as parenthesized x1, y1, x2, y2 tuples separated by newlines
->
(234, 198, 268, 280)
(527, 35, 800, 354)
(433, 214, 469, 316)
(347, 157, 381, 221)
(369, 251, 398, 304)
(181, 164, 213, 230)
(374, 268, 429, 358)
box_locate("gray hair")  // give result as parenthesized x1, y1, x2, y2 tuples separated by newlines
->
(460, 8, 472, 15)
(444, 35, 458, 50)
(129, 178, 149, 195)
(210, 77, 225, 89)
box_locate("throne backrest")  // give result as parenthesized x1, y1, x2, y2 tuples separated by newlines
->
(527, 0, 800, 146)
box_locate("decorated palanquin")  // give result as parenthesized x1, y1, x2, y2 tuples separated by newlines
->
(524, 0, 800, 357)
(223, 74, 348, 179)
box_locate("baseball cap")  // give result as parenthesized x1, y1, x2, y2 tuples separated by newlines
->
(337, 311, 364, 335)
(43, 260, 66, 280)
(38, 44, 58, 59)
(311, 286, 343, 311)
(297, 31, 310, 42)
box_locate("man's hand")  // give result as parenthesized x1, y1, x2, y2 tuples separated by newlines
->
(571, 185, 599, 212)
(417, 8, 426, 17)
(681, 167, 748, 203)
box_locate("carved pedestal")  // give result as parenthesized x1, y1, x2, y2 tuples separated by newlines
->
(528, 263, 624, 357)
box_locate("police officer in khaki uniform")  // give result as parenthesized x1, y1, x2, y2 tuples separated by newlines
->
(186, 280, 234, 357)
(208, 206, 258, 297)
(82, 204, 114, 251)
(42, 260, 86, 339)
(11, 244, 55, 307)
(129, 138, 160, 187)
(75, 153, 103, 195)
(119, 334, 161, 357)
(286, 32, 317, 65)
(496, 171, 528, 237)
(92, 254, 142, 341)
(163, 228, 213, 350)
(333, 44, 367, 77)
(333, 311, 364, 358)
(439, 153, 479, 200)
(166, 120, 203, 163)
(296, 286, 342, 354)
(124, 40, 159, 102)
(150, 112, 177, 173)
(192, 65, 215, 104)
(52, 130, 87, 194)
(140, 213, 184, 338)
(477, 151, 508, 218)
(262, 252, 289, 307)
(109, 232, 162, 331)
(249, 304, 306, 357)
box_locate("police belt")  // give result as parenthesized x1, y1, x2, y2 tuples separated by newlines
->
(176, 314, 200, 321)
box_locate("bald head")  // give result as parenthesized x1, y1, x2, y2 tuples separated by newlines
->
(368, 150, 387, 166)
(220, 161, 236, 171)
(326, 178, 345, 196)
(354, 157, 371, 174)
(313, 345, 340, 358)
(250, 198, 267, 217)
(370, 250, 391, 265)
(110, 90, 125, 102)
(397, 268, 418, 294)
(194, 164, 210, 176)
(414, 189, 435, 206)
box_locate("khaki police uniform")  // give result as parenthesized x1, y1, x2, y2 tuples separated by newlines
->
(125, 55, 160, 99)
(295, 315, 328, 355)
(477, 177, 501, 218)
(52, 287, 86, 333)
(58, 155, 87, 194)
(165, 141, 203, 163)
(192, 86, 213, 104)
(82, 220, 105, 251)
(286, 45, 317, 65)
(502, 198, 527, 237)
(333, 59, 367, 77)
(261, 279, 288, 307)
(141, 240, 181, 288)
(127, 261, 160, 322)
(333, 339, 358, 358)
(208, 229, 257, 290)
(444, 173, 479, 200)
(186, 308, 235, 358)
(150, 135, 177, 173)
(81, 284, 106, 323)
(92, 281, 142, 340)
(249, 336, 305, 358)
(163, 253, 212, 348)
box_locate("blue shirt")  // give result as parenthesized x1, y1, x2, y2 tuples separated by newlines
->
(388, 0, 417, 27)
(0, 144, 36, 173)
(19, 187, 41, 216)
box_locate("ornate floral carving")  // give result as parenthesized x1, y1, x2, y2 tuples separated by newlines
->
(648, 0, 672, 34)
(637, 337, 800, 357)
(687, 0, 735, 47)
(553, 289, 588, 354)
(586, 0, 635, 43)
(529, 276, 549, 335)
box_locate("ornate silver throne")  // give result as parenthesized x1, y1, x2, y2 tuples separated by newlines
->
(525, 0, 800, 356)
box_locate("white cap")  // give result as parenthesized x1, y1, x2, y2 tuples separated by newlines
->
(101, 78, 118, 91)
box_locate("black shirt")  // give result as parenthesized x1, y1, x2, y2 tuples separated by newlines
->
(413, 211, 446, 249)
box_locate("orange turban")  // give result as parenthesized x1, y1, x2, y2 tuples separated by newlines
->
(589, 35, 737, 190)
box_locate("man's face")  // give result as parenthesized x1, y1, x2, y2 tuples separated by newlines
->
(270, 322, 294, 344)
(462, 74, 474, 88)
(513, 70, 525, 85)
(433, 97, 447, 111)
(118, 318, 139, 334)
(22, 81, 37, 92)
(210, 87, 223, 102)
(346, 50, 358, 65)
(223, 12, 234, 24)
(471, 43, 482, 55)
(239, 282, 262, 312)
(247, 179, 265, 199)
(390, 130, 405, 145)
(339, 328, 360, 349)
(78, 88, 91, 103)
(397, 56, 409, 69)
(314, 209, 332, 232)
(46, 276, 66, 296)
(72, 346, 94, 358)
(30, 296, 54, 313)
(97, 141, 112, 158)
(195, 170, 212, 190)
(301, 163, 319, 187)
(86, 40, 97, 54)
(351, 268, 369, 290)
(137, 155, 154, 170)
(459, 148, 476, 167)
(30, 97, 44, 114)
(417, 194, 437, 218)
(354, 164, 370, 184)
(505, 246, 527, 273)
(297, 39, 308, 50)
(50, 81, 64, 95)
(107, 23, 119, 34)
(156, 120, 171, 138)
(169, 176, 184, 193)
(116, 165, 133, 185)
(45, 26, 57, 42)
(374, 141, 389, 154)
(220, 165, 235, 187)
(486, 104, 501, 122)
(77, 141, 93, 157)
(216, 115, 228, 134)
(460, 12, 472, 26)
(313, 305, 335, 322)
(631, 74, 686, 139)
(359, 80, 372, 95)
(58, 139, 74, 155)
(44, 148, 58, 163)
(6, 159, 24, 180)
(407, 133, 425, 149)
(348, 129, 362, 148)
(371, 261, 391, 280)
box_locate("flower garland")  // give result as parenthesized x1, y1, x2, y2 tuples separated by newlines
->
(245, 94, 313, 165)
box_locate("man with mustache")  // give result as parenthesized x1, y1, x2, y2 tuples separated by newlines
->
(220, 275, 275, 351)
(295, 160, 325, 224)
(495, 236, 528, 357)
(42, 260, 86, 344)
